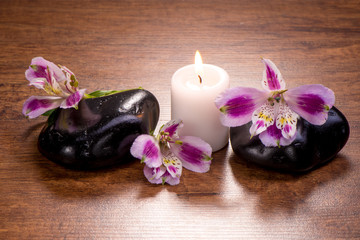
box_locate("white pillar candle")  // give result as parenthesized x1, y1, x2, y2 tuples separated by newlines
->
(171, 51, 230, 152)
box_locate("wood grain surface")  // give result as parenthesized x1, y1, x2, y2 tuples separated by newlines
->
(1, 0, 359, 239)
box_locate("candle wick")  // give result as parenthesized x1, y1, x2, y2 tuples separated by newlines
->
(198, 75, 202, 84)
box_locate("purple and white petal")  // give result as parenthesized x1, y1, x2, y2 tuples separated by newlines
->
(25, 67, 47, 85)
(59, 89, 86, 109)
(159, 119, 183, 139)
(27, 76, 47, 90)
(26, 65, 49, 91)
(22, 96, 63, 119)
(170, 136, 212, 173)
(259, 124, 296, 147)
(60, 65, 76, 80)
(153, 165, 167, 180)
(48, 73, 68, 97)
(162, 171, 181, 186)
(130, 134, 162, 168)
(284, 84, 335, 125)
(25, 57, 64, 85)
(59, 65, 79, 94)
(249, 101, 275, 137)
(31, 57, 63, 78)
(276, 102, 299, 139)
(215, 87, 268, 127)
(143, 165, 166, 184)
(262, 58, 286, 91)
(25, 57, 51, 83)
(25, 57, 76, 99)
(162, 150, 182, 179)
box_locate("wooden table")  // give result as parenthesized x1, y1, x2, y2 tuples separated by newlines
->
(1, 0, 359, 239)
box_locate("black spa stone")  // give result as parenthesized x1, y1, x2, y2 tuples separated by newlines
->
(230, 107, 349, 172)
(38, 89, 160, 169)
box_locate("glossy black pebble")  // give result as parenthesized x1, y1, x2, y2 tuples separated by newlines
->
(38, 89, 160, 169)
(230, 107, 349, 172)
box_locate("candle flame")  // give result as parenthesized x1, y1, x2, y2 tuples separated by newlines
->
(195, 50, 203, 66)
(195, 50, 204, 84)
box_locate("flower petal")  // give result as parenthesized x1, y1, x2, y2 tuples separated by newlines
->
(25, 58, 50, 82)
(249, 101, 275, 137)
(276, 102, 299, 139)
(22, 96, 63, 119)
(159, 119, 183, 139)
(170, 136, 212, 173)
(25, 57, 64, 86)
(60, 89, 86, 109)
(262, 58, 286, 91)
(215, 87, 268, 127)
(162, 171, 181, 185)
(143, 165, 166, 184)
(259, 124, 296, 147)
(143, 165, 180, 185)
(59, 65, 79, 94)
(284, 84, 335, 125)
(26, 76, 47, 90)
(130, 135, 162, 168)
(162, 149, 182, 179)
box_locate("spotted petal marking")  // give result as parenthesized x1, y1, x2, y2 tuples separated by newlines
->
(130, 134, 162, 168)
(276, 102, 299, 139)
(249, 101, 275, 137)
(262, 58, 285, 91)
(162, 150, 182, 179)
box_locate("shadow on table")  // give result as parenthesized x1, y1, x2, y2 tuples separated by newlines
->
(22, 121, 148, 199)
(137, 144, 231, 205)
(229, 153, 350, 215)
(33, 152, 146, 199)
(22, 121, 46, 140)
(27, 117, 349, 208)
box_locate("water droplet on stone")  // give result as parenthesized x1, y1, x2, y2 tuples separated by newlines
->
(230, 107, 349, 172)
(38, 89, 160, 169)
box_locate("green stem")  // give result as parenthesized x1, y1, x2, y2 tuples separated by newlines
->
(84, 87, 143, 99)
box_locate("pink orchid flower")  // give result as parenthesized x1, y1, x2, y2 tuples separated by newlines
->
(130, 119, 212, 185)
(22, 57, 86, 118)
(215, 58, 335, 147)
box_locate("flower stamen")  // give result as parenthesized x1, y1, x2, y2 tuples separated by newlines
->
(130, 119, 212, 185)
(215, 58, 335, 147)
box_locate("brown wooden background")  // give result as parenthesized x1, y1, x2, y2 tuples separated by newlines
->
(1, 0, 359, 239)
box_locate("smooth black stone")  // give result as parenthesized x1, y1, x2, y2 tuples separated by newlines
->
(230, 107, 349, 172)
(38, 89, 160, 169)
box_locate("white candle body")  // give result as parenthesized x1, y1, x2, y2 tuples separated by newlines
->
(171, 64, 230, 152)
